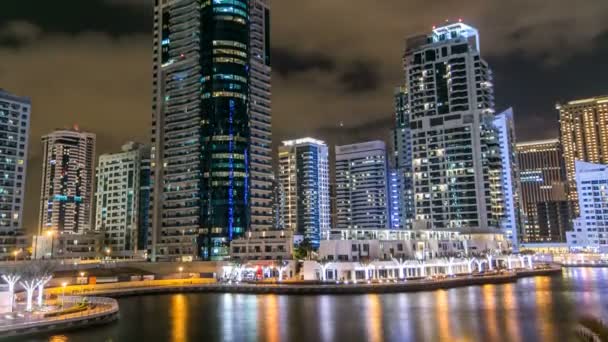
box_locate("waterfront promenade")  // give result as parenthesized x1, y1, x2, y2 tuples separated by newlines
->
(0, 296, 118, 338)
(43, 267, 561, 297)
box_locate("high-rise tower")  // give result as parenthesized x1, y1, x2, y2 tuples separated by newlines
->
(39, 128, 96, 234)
(558, 95, 608, 214)
(95, 142, 149, 256)
(335, 141, 390, 230)
(151, 0, 272, 261)
(516, 139, 572, 242)
(401, 22, 503, 232)
(278, 138, 330, 247)
(248, 0, 274, 231)
(0, 90, 30, 259)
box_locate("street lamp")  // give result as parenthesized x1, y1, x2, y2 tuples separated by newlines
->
(178, 266, 184, 279)
(61, 282, 67, 307)
(12, 250, 20, 262)
(105, 247, 111, 260)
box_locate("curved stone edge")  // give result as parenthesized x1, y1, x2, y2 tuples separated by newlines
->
(0, 297, 119, 339)
(86, 267, 562, 297)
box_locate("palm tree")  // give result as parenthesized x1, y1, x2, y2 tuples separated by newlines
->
(576, 315, 608, 341)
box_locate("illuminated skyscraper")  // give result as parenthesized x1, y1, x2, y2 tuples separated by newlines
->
(493, 108, 524, 249)
(278, 138, 329, 247)
(402, 22, 503, 232)
(558, 95, 608, 213)
(393, 86, 414, 229)
(39, 127, 96, 234)
(0, 89, 30, 259)
(335, 141, 389, 230)
(516, 139, 572, 242)
(151, 0, 272, 260)
(567, 161, 608, 253)
(95, 142, 150, 256)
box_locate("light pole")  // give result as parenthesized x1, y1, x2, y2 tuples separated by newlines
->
(61, 282, 67, 307)
(105, 247, 111, 260)
(13, 250, 19, 262)
(178, 266, 184, 279)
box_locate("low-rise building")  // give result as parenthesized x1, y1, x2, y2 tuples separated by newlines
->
(33, 231, 103, 260)
(567, 161, 608, 253)
(230, 230, 294, 261)
(319, 228, 508, 261)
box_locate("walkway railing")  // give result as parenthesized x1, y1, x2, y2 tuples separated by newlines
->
(0, 296, 118, 334)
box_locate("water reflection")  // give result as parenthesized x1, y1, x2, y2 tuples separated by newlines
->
(481, 284, 498, 341)
(171, 294, 187, 342)
(318, 296, 334, 342)
(365, 294, 383, 342)
(37, 268, 608, 342)
(435, 290, 453, 341)
(502, 283, 521, 342)
(534, 276, 554, 342)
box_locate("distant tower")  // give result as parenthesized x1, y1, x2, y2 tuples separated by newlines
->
(39, 127, 96, 234)
(516, 139, 572, 242)
(567, 161, 608, 253)
(95, 142, 150, 256)
(393, 86, 414, 228)
(402, 22, 503, 232)
(335, 141, 389, 230)
(558, 95, 608, 214)
(493, 108, 525, 249)
(278, 138, 330, 247)
(0, 89, 30, 258)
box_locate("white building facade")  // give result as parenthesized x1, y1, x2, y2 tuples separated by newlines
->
(567, 161, 608, 253)
(95, 142, 149, 257)
(0, 90, 30, 259)
(493, 108, 524, 250)
(278, 138, 330, 247)
(39, 128, 96, 234)
(335, 141, 390, 230)
(402, 23, 503, 232)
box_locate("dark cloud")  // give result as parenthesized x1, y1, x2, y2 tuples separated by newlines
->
(338, 60, 382, 93)
(271, 48, 335, 77)
(0, 0, 151, 39)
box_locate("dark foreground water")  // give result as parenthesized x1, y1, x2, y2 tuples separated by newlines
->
(19, 268, 608, 342)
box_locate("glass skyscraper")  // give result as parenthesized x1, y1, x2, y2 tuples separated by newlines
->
(151, 0, 271, 261)
(278, 138, 330, 248)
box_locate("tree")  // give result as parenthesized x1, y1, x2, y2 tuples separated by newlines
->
(1, 268, 21, 313)
(36, 261, 56, 307)
(294, 238, 314, 260)
(18, 261, 56, 311)
(317, 259, 333, 281)
(19, 262, 42, 311)
(274, 259, 289, 281)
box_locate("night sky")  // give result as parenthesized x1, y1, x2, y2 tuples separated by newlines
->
(1, 0, 607, 234)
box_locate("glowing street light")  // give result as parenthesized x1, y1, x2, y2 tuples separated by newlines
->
(61, 282, 67, 307)
(12, 249, 20, 262)
(178, 266, 184, 279)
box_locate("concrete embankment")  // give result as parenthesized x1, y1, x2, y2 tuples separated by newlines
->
(76, 267, 562, 297)
(0, 297, 118, 338)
